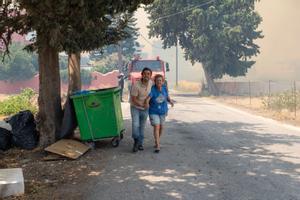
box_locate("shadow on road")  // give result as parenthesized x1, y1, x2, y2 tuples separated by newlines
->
(54, 118, 300, 200)
(163, 119, 300, 199)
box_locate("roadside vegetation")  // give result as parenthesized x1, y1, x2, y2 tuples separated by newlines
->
(174, 81, 202, 93)
(0, 88, 37, 116)
(262, 91, 300, 112)
(213, 90, 300, 125)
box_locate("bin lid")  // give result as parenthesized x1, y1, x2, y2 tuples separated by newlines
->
(70, 87, 120, 99)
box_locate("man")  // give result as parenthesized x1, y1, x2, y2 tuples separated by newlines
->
(118, 73, 125, 102)
(130, 67, 152, 152)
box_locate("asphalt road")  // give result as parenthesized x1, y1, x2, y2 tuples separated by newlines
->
(75, 94, 300, 200)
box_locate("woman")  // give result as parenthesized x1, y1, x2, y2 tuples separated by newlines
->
(146, 74, 174, 153)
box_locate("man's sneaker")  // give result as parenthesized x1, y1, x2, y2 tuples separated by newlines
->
(132, 140, 138, 153)
(138, 145, 144, 151)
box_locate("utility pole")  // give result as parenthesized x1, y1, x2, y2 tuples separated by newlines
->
(117, 42, 123, 71)
(176, 39, 179, 87)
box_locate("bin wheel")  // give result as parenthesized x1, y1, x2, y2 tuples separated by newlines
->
(84, 141, 96, 150)
(120, 130, 125, 140)
(111, 137, 120, 147)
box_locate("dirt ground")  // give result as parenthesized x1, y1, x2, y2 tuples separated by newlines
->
(0, 141, 111, 200)
(0, 92, 101, 200)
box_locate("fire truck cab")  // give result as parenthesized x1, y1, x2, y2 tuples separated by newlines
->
(126, 56, 170, 91)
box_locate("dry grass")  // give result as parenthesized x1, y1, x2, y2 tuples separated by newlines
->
(174, 81, 202, 92)
(217, 96, 263, 110)
(214, 96, 300, 126)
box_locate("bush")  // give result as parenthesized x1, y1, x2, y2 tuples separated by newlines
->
(262, 91, 300, 112)
(92, 53, 119, 74)
(0, 88, 37, 116)
(93, 63, 117, 74)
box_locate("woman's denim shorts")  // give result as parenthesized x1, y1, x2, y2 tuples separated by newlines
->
(149, 114, 166, 126)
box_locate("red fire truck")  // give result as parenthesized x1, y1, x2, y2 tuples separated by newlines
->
(126, 56, 170, 90)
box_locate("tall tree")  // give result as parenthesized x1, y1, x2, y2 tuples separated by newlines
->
(147, 0, 263, 95)
(0, 42, 37, 81)
(1, 0, 153, 147)
(63, 12, 133, 95)
(90, 14, 141, 72)
(66, 53, 81, 94)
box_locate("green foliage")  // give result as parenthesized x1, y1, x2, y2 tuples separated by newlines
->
(0, 42, 37, 81)
(90, 15, 140, 62)
(60, 69, 92, 85)
(262, 91, 300, 112)
(1, 1, 153, 55)
(0, 0, 154, 146)
(146, 0, 263, 79)
(0, 88, 37, 116)
(92, 53, 119, 74)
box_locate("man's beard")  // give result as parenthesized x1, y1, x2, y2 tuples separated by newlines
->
(142, 77, 149, 82)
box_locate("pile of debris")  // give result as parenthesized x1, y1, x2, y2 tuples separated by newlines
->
(0, 107, 90, 198)
(0, 110, 39, 151)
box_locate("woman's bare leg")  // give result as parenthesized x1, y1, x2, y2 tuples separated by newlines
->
(153, 125, 160, 149)
(159, 125, 163, 138)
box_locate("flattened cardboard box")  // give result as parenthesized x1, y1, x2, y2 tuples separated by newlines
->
(45, 139, 90, 159)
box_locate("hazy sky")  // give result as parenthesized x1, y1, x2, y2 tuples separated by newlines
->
(135, 0, 300, 82)
(249, 0, 300, 81)
(135, 7, 204, 83)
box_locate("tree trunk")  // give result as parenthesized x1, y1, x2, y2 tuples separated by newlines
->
(117, 43, 123, 71)
(58, 52, 81, 141)
(37, 44, 63, 147)
(203, 65, 219, 96)
(67, 52, 81, 94)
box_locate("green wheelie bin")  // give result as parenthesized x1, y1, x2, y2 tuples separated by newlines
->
(70, 87, 125, 147)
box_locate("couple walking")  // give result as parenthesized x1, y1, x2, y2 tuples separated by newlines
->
(130, 67, 174, 153)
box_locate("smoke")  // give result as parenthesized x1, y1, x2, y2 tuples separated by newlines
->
(135, 1, 300, 83)
(247, 0, 300, 81)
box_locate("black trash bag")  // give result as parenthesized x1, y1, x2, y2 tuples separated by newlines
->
(0, 127, 12, 151)
(57, 97, 78, 140)
(8, 110, 39, 150)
